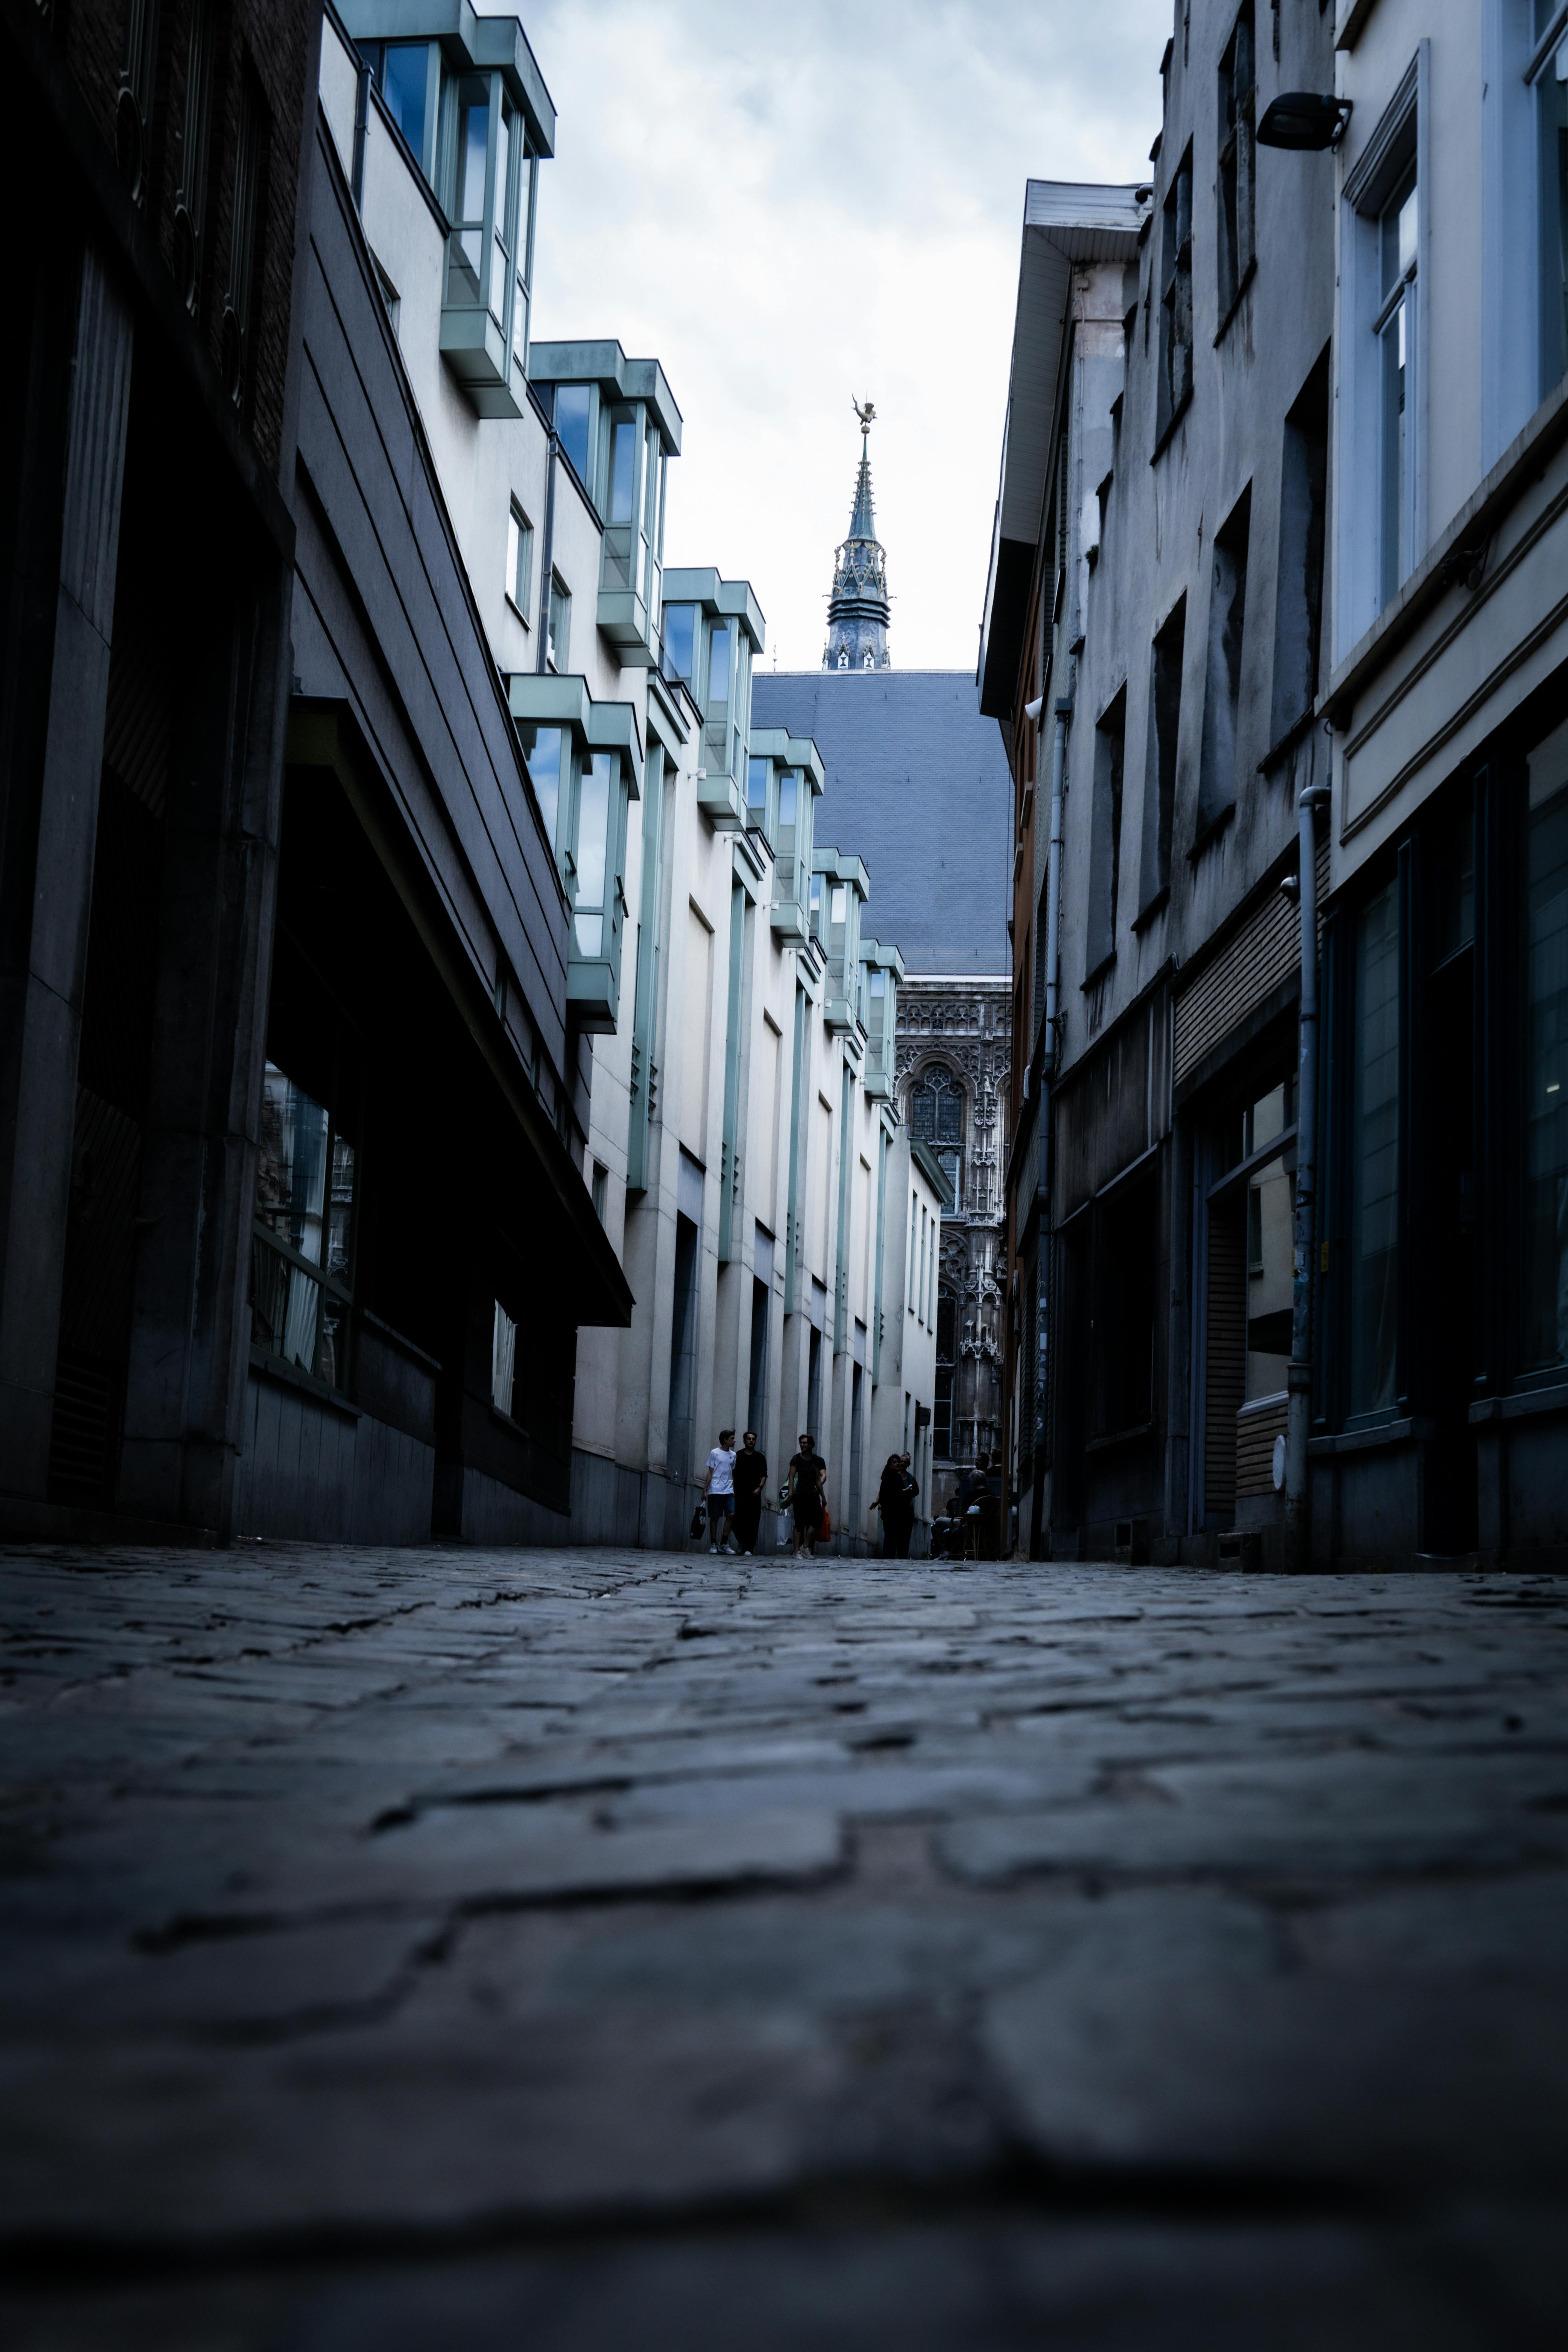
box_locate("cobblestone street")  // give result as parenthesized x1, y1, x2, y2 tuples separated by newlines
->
(2, 1546, 1565, 2347)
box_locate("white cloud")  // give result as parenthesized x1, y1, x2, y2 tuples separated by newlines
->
(512, 0, 1170, 670)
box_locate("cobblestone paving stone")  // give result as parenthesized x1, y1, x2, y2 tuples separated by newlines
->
(1, 1544, 1565, 2347)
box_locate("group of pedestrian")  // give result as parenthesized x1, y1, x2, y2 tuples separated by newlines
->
(698, 1428, 923, 1562)
(700, 1430, 771, 1554)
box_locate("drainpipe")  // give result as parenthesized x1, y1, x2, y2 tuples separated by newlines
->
(536, 412, 559, 675)
(1043, 698, 1070, 1075)
(1286, 776, 1331, 1567)
(351, 61, 372, 210)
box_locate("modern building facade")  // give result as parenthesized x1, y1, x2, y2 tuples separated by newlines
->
(1, 0, 325, 1540)
(300, 5, 942, 1553)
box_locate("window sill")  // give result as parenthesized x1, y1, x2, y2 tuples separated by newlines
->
(1188, 801, 1235, 862)
(1132, 885, 1170, 934)
(1469, 1379, 1568, 1425)
(1212, 256, 1257, 348)
(505, 596, 531, 630)
(1258, 704, 1318, 776)
(1308, 1415, 1438, 1458)
(1085, 1419, 1156, 1456)
(1080, 950, 1117, 993)
(250, 1348, 361, 1419)
(1150, 385, 1193, 466)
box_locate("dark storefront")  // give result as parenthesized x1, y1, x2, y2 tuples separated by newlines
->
(1311, 678, 1568, 1571)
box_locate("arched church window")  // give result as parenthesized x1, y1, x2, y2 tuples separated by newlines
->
(909, 1064, 965, 1208)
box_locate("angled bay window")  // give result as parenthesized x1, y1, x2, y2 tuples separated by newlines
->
(749, 731, 822, 937)
(529, 347, 681, 661)
(345, 8, 555, 415)
(861, 940, 903, 1101)
(510, 677, 640, 1031)
(813, 848, 868, 1033)
(663, 568, 765, 826)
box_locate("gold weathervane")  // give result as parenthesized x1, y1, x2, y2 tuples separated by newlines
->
(853, 396, 876, 438)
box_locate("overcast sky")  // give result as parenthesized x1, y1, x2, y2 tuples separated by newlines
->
(518, 1, 1170, 673)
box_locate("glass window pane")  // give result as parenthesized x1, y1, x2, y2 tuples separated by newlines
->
(492, 1302, 517, 1417)
(1245, 1156, 1294, 1398)
(556, 385, 592, 486)
(381, 43, 428, 162)
(707, 624, 731, 708)
(1525, 714, 1568, 1369)
(506, 508, 519, 604)
(576, 752, 612, 911)
(608, 416, 636, 525)
(257, 1063, 329, 1265)
(457, 78, 488, 222)
(869, 966, 885, 999)
(663, 603, 695, 681)
(778, 769, 799, 825)
(519, 724, 564, 847)
(747, 757, 768, 814)
(1349, 880, 1401, 1414)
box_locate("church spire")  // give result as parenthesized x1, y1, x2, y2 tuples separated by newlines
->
(824, 399, 891, 671)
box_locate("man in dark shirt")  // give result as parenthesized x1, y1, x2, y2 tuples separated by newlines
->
(732, 1430, 769, 1555)
(786, 1432, 826, 1559)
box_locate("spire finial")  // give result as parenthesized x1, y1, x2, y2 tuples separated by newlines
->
(853, 395, 876, 441)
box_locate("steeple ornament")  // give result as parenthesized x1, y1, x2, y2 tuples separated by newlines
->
(824, 399, 891, 671)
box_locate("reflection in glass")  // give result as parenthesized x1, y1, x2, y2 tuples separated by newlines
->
(1349, 881, 1400, 1413)
(256, 1065, 328, 1265)
(381, 43, 428, 164)
(252, 1063, 354, 1387)
(448, 75, 489, 299)
(576, 752, 611, 913)
(662, 603, 695, 682)
(1525, 714, 1568, 1368)
(492, 1301, 517, 1418)
(1245, 1156, 1294, 1398)
(707, 624, 731, 708)
(555, 384, 592, 488)
(608, 417, 636, 524)
(518, 724, 564, 849)
(747, 757, 768, 818)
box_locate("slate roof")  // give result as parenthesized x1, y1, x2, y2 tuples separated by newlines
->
(750, 671, 1011, 976)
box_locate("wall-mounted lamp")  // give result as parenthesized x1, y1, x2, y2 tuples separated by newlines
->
(1256, 93, 1353, 151)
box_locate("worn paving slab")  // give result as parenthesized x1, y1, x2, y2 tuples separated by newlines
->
(1, 1544, 1566, 2345)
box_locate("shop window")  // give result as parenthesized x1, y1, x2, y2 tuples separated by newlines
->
(1093, 1176, 1157, 1437)
(251, 1064, 355, 1391)
(1349, 880, 1401, 1416)
(1524, 710, 1568, 1370)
